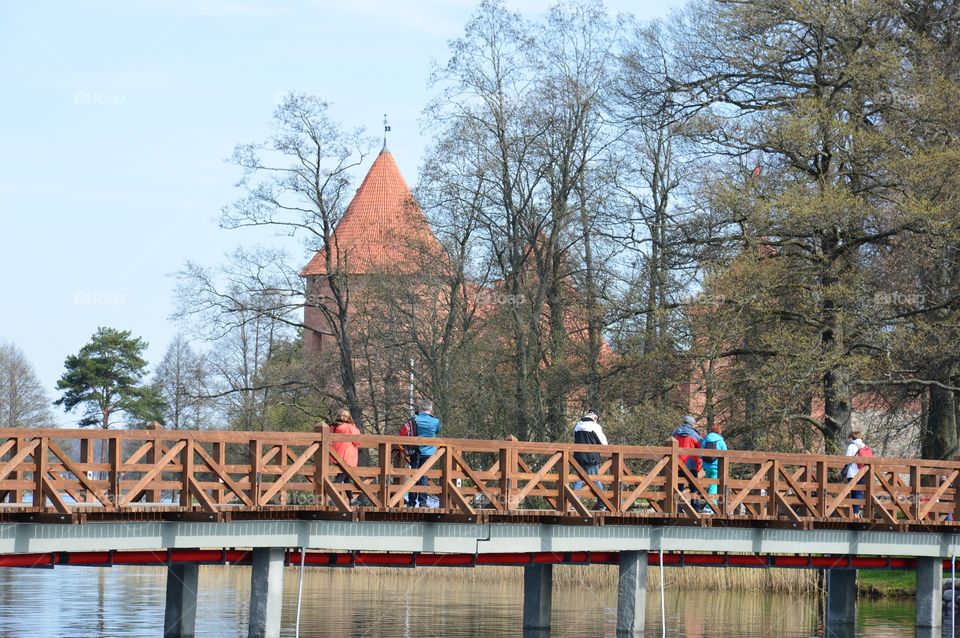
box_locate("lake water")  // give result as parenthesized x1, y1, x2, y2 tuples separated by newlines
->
(0, 565, 924, 637)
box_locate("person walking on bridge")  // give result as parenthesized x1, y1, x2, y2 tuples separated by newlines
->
(330, 408, 360, 504)
(701, 422, 727, 513)
(572, 409, 607, 509)
(407, 399, 441, 508)
(673, 415, 703, 512)
(844, 431, 870, 516)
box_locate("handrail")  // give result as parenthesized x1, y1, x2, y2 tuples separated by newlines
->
(0, 427, 956, 526)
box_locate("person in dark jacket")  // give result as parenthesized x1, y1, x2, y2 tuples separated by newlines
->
(572, 409, 607, 508)
(407, 399, 441, 508)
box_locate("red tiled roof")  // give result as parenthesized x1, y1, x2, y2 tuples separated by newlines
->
(301, 149, 443, 276)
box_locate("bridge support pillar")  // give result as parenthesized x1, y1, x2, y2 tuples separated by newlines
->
(248, 547, 285, 638)
(616, 550, 647, 633)
(916, 557, 942, 628)
(826, 569, 857, 629)
(522, 563, 553, 630)
(164, 563, 199, 638)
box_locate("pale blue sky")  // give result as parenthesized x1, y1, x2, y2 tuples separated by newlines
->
(0, 0, 683, 425)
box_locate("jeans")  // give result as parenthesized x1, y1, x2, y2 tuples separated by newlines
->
(681, 462, 703, 511)
(406, 452, 430, 507)
(573, 462, 603, 492)
(702, 463, 719, 512)
(851, 478, 865, 515)
(334, 472, 353, 503)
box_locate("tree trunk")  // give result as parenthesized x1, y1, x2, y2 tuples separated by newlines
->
(922, 364, 958, 460)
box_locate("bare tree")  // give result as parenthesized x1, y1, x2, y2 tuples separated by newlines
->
(0, 341, 54, 428)
(184, 94, 370, 428)
(153, 334, 211, 430)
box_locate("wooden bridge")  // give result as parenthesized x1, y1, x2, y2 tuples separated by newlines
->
(0, 426, 957, 527)
(1, 426, 959, 637)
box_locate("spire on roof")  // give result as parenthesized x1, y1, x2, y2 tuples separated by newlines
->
(382, 113, 391, 152)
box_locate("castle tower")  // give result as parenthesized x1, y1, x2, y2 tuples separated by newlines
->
(300, 148, 442, 357)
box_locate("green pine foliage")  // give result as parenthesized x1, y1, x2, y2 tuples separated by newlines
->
(55, 327, 165, 428)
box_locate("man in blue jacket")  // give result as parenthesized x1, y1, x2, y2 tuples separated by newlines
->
(407, 399, 441, 508)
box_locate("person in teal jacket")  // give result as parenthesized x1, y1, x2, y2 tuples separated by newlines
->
(701, 423, 727, 513)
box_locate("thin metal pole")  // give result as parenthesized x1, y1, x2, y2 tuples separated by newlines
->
(409, 357, 415, 416)
(295, 547, 307, 637)
(659, 546, 666, 638)
(952, 552, 956, 638)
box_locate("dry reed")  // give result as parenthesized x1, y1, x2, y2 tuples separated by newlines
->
(270, 563, 817, 593)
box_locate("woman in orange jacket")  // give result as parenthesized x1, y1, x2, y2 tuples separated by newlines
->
(330, 408, 360, 502)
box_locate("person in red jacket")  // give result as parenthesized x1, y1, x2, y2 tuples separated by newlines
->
(330, 408, 360, 503)
(672, 415, 704, 512)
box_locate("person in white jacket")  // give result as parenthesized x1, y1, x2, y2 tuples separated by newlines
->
(844, 431, 866, 515)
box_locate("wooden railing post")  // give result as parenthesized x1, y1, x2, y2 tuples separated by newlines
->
(109, 435, 121, 510)
(278, 444, 288, 506)
(951, 465, 960, 523)
(250, 440, 262, 508)
(911, 464, 922, 522)
(719, 455, 729, 515)
(816, 460, 827, 518)
(33, 436, 47, 511)
(664, 444, 677, 516)
(147, 422, 163, 503)
(768, 460, 779, 517)
(181, 438, 194, 508)
(79, 437, 94, 503)
(864, 462, 875, 520)
(378, 442, 390, 508)
(441, 444, 452, 510)
(13, 437, 24, 505)
(612, 451, 623, 514)
(214, 440, 226, 505)
(558, 451, 569, 513)
(500, 438, 515, 512)
(312, 423, 326, 507)
(318, 427, 330, 507)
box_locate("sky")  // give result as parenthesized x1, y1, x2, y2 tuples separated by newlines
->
(0, 0, 684, 426)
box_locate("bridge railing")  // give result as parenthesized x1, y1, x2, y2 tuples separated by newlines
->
(0, 427, 957, 525)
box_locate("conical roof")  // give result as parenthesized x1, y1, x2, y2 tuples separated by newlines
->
(301, 149, 442, 276)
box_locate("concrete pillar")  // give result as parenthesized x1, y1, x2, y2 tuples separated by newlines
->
(825, 569, 857, 629)
(616, 551, 648, 634)
(522, 563, 553, 630)
(916, 557, 942, 628)
(164, 563, 199, 638)
(248, 547, 285, 638)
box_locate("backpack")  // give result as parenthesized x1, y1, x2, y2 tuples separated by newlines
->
(400, 416, 418, 457)
(855, 444, 873, 469)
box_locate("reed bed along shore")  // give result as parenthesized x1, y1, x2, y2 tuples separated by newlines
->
(270, 564, 820, 594)
(128, 563, 910, 597)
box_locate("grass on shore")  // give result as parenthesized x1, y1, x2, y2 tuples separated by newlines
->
(857, 571, 916, 598)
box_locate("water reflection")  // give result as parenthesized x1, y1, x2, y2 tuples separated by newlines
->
(0, 566, 921, 637)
